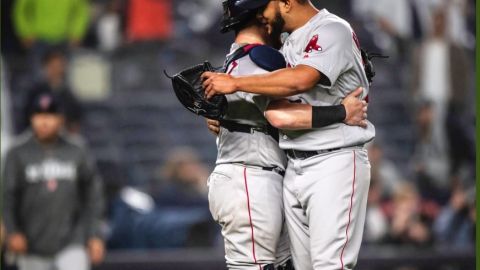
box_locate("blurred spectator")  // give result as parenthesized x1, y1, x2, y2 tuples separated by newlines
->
(385, 183, 438, 246)
(3, 92, 105, 270)
(368, 142, 404, 197)
(126, 0, 172, 42)
(351, 0, 432, 58)
(411, 101, 450, 202)
(96, 0, 124, 51)
(96, 0, 125, 52)
(425, 2, 476, 183)
(23, 49, 84, 134)
(175, 0, 221, 35)
(154, 147, 210, 207)
(412, 4, 469, 124)
(444, 0, 475, 49)
(13, 0, 90, 71)
(433, 186, 476, 248)
(107, 147, 216, 250)
(13, 0, 89, 48)
(446, 105, 475, 184)
(363, 177, 389, 243)
(411, 5, 471, 192)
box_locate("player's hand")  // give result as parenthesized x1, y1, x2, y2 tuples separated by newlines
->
(206, 119, 220, 136)
(202, 72, 237, 99)
(7, 233, 28, 254)
(88, 237, 105, 265)
(342, 87, 368, 128)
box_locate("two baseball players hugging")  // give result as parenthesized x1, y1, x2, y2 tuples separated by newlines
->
(200, 1, 373, 269)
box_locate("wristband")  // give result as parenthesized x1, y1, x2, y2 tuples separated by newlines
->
(312, 105, 346, 128)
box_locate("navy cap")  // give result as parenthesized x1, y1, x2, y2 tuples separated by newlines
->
(30, 92, 63, 115)
(221, 0, 270, 33)
(235, 0, 269, 10)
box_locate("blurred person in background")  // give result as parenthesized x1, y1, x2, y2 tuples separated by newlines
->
(96, 0, 125, 52)
(368, 142, 404, 197)
(3, 92, 105, 270)
(433, 186, 476, 249)
(351, 0, 431, 59)
(175, 0, 221, 36)
(126, 0, 172, 43)
(411, 101, 450, 203)
(154, 147, 210, 207)
(411, 3, 474, 188)
(385, 183, 438, 247)
(412, 4, 468, 153)
(364, 142, 402, 244)
(13, 0, 90, 71)
(363, 177, 389, 244)
(23, 49, 84, 135)
(443, 0, 475, 49)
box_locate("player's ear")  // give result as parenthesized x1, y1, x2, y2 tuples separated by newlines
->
(279, 0, 292, 13)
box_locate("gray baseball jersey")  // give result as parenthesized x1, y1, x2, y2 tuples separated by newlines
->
(278, 10, 372, 270)
(216, 43, 287, 170)
(209, 43, 290, 270)
(279, 9, 375, 151)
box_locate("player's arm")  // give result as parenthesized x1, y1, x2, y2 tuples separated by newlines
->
(265, 87, 368, 130)
(203, 64, 322, 99)
(3, 149, 29, 254)
(203, 22, 354, 99)
(205, 88, 368, 134)
(78, 150, 106, 265)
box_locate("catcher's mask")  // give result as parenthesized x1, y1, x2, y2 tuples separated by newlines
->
(221, 0, 270, 33)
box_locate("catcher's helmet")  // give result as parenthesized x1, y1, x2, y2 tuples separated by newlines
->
(221, 0, 270, 33)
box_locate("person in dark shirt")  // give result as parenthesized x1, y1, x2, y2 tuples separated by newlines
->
(23, 49, 84, 134)
(4, 92, 105, 270)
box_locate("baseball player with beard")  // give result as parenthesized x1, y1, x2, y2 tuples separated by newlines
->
(207, 1, 369, 270)
(203, 1, 374, 269)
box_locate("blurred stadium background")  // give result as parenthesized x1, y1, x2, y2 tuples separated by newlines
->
(0, 0, 476, 269)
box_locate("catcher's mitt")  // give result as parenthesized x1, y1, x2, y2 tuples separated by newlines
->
(165, 61, 228, 120)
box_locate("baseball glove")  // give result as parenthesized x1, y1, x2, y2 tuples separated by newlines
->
(361, 49, 388, 84)
(165, 61, 228, 120)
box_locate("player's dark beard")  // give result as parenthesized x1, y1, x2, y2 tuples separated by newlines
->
(268, 11, 285, 49)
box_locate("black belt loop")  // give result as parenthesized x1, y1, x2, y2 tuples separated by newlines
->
(262, 166, 285, 177)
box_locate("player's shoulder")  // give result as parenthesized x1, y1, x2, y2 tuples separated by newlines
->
(61, 133, 90, 153)
(61, 135, 97, 163)
(312, 11, 352, 38)
(245, 45, 286, 72)
(6, 131, 34, 154)
(249, 45, 286, 71)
